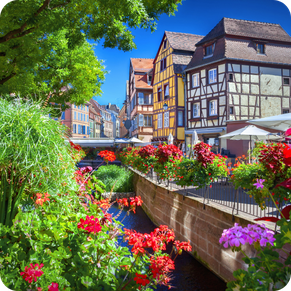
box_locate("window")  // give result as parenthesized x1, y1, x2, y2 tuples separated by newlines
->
(164, 111, 169, 128)
(74, 112, 76, 119)
(164, 84, 169, 99)
(87, 115, 89, 122)
(204, 43, 215, 57)
(163, 39, 167, 49)
(144, 115, 152, 127)
(61, 112, 65, 120)
(82, 125, 86, 134)
(148, 74, 152, 85)
(192, 103, 200, 118)
(144, 94, 152, 105)
(158, 113, 162, 128)
(192, 73, 199, 88)
(138, 92, 144, 105)
(229, 73, 233, 82)
(139, 114, 144, 127)
(229, 107, 234, 114)
(73, 124, 76, 133)
(74, 104, 76, 108)
(78, 125, 81, 134)
(256, 43, 265, 54)
(158, 87, 162, 102)
(284, 78, 290, 85)
(283, 109, 289, 114)
(178, 111, 183, 126)
(87, 126, 90, 135)
(209, 100, 218, 116)
(160, 57, 166, 71)
(208, 68, 217, 84)
(78, 113, 80, 120)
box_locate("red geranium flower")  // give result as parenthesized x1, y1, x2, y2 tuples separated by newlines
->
(20, 263, 44, 283)
(77, 216, 102, 234)
(283, 146, 291, 167)
(134, 273, 150, 289)
(48, 282, 59, 291)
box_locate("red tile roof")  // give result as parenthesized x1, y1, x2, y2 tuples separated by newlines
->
(131, 58, 154, 72)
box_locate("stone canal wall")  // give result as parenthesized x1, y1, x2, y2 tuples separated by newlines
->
(131, 170, 290, 283)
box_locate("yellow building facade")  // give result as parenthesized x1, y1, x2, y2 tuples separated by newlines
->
(152, 31, 203, 145)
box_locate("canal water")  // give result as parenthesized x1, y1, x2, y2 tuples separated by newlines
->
(109, 205, 226, 291)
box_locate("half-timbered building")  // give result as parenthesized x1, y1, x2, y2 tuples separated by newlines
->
(184, 18, 291, 155)
(128, 58, 154, 143)
(152, 31, 203, 146)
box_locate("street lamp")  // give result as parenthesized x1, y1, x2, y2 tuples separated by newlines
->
(163, 103, 168, 111)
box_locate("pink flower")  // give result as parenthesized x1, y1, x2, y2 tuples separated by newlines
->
(253, 179, 265, 189)
(48, 282, 59, 291)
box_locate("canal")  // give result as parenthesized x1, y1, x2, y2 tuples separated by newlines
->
(109, 205, 226, 291)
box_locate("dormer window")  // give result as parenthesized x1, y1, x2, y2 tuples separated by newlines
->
(256, 43, 265, 54)
(148, 74, 152, 85)
(204, 43, 215, 57)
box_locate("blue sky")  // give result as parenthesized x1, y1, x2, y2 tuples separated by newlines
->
(93, 0, 291, 109)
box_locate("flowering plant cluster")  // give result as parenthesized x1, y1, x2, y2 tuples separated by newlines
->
(134, 145, 157, 174)
(222, 134, 291, 291)
(153, 144, 183, 181)
(124, 225, 191, 289)
(231, 142, 291, 207)
(99, 150, 116, 163)
(176, 142, 229, 188)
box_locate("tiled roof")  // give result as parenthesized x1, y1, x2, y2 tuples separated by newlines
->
(196, 17, 291, 46)
(225, 38, 291, 65)
(165, 31, 204, 51)
(186, 38, 226, 70)
(185, 36, 291, 71)
(135, 73, 152, 89)
(131, 58, 154, 72)
(108, 104, 120, 113)
(172, 52, 194, 73)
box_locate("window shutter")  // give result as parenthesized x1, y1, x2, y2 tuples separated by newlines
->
(164, 85, 169, 97)
(139, 114, 144, 127)
(149, 94, 152, 104)
(138, 93, 144, 105)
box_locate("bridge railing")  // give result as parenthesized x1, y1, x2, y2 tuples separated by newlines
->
(131, 167, 284, 224)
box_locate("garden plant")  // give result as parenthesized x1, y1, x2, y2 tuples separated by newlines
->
(220, 139, 291, 290)
(0, 100, 191, 291)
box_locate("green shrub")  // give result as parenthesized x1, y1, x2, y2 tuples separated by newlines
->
(0, 99, 78, 226)
(93, 165, 133, 192)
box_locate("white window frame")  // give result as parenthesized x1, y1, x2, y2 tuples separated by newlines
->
(164, 111, 169, 128)
(192, 73, 199, 88)
(209, 100, 218, 116)
(192, 103, 200, 118)
(158, 113, 162, 129)
(208, 68, 217, 84)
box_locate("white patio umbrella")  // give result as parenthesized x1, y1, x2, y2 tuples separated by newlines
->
(114, 138, 129, 144)
(168, 133, 173, 145)
(191, 130, 199, 146)
(128, 137, 143, 143)
(247, 113, 291, 131)
(189, 130, 199, 159)
(219, 125, 279, 162)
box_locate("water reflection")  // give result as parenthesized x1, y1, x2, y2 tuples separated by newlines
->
(109, 205, 226, 291)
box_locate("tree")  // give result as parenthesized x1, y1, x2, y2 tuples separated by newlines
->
(0, 0, 181, 105)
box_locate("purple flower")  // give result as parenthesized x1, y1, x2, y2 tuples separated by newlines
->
(253, 179, 265, 189)
(219, 223, 275, 249)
